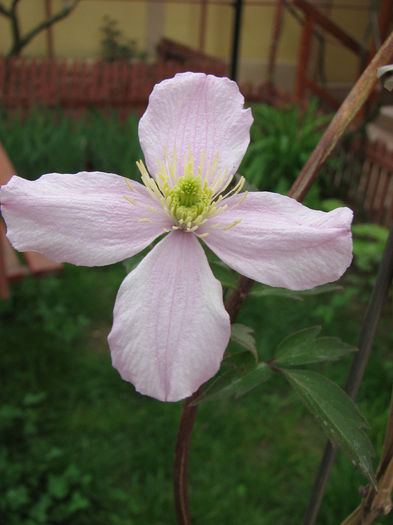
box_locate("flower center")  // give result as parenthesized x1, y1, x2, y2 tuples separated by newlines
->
(125, 149, 247, 237)
(168, 174, 210, 225)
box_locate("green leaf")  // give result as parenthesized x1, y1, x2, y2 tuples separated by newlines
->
(274, 326, 356, 366)
(123, 246, 151, 273)
(48, 474, 69, 499)
(250, 283, 342, 301)
(204, 248, 238, 289)
(68, 491, 90, 513)
(23, 392, 47, 406)
(283, 369, 376, 487)
(231, 324, 258, 361)
(193, 362, 271, 404)
(211, 263, 238, 289)
(352, 223, 389, 243)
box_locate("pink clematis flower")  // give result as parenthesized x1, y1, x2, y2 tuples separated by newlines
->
(0, 72, 353, 402)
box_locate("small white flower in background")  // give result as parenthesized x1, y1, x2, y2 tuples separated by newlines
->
(0, 72, 353, 402)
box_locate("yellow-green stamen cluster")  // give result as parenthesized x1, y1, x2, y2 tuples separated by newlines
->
(125, 150, 247, 236)
(169, 174, 210, 227)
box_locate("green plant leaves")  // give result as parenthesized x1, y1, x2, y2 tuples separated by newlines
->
(238, 99, 331, 201)
(273, 328, 374, 484)
(274, 326, 356, 366)
(283, 369, 376, 487)
(205, 249, 238, 289)
(250, 283, 342, 301)
(0, 394, 92, 523)
(193, 361, 272, 403)
(231, 323, 258, 360)
(0, 108, 143, 182)
(352, 223, 389, 273)
(211, 261, 238, 289)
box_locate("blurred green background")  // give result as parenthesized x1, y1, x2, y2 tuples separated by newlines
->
(1, 106, 392, 524)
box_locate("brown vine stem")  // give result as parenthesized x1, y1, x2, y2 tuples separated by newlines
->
(173, 388, 201, 525)
(290, 30, 393, 203)
(173, 30, 393, 525)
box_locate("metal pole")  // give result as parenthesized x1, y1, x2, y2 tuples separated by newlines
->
(230, 0, 244, 81)
(198, 0, 208, 52)
(45, 0, 54, 58)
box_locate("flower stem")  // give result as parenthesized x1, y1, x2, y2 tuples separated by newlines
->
(173, 389, 201, 525)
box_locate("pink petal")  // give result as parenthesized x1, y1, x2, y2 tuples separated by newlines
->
(0, 172, 171, 266)
(108, 230, 230, 402)
(202, 192, 353, 290)
(138, 72, 253, 184)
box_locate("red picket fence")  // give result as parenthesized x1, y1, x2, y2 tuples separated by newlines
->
(0, 56, 229, 115)
(0, 55, 274, 117)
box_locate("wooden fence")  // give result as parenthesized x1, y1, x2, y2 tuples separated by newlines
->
(329, 140, 393, 227)
(0, 56, 227, 114)
(0, 55, 271, 116)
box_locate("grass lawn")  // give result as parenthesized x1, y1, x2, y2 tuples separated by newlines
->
(1, 258, 392, 524)
(1, 105, 392, 524)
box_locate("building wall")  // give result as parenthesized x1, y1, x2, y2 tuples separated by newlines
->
(324, 0, 370, 83)
(0, 0, 371, 88)
(0, 0, 147, 59)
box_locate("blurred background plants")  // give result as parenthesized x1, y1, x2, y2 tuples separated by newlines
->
(1, 393, 91, 525)
(100, 15, 147, 62)
(239, 99, 332, 207)
(0, 108, 143, 181)
(1, 104, 392, 524)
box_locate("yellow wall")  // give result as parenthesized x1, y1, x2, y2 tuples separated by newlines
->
(325, 0, 370, 83)
(164, 2, 200, 50)
(0, 0, 147, 59)
(204, 2, 232, 59)
(0, 0, 372, 86)
(54, 0, 147, 58)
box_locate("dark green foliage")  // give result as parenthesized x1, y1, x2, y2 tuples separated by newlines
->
(282, 369, 376, 487)
(239, 100, 331, 206)
(0, 393, 91, 524)
(334, 221, 389, 298)
(195, 321, 374, 486)
(1, 263, 393, 524)
(1, 108, 392, 523)
(352, 223, 389, 274)
(0, 108, 143, 181)
(274, 326, 356, 366)
(194, 355, 271, 403)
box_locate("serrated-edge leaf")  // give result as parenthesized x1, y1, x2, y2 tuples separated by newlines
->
(193, 363, 271, 404)
(231, 324, 258, 361)
(276, 326, 321, 357)
(283, 369, 376, 487)
(275, 328, 356, 366)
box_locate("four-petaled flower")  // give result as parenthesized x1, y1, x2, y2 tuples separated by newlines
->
(0, 72, 353, 402)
